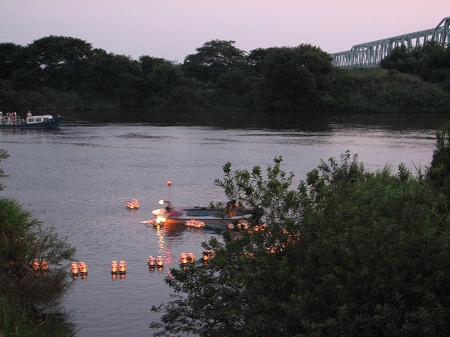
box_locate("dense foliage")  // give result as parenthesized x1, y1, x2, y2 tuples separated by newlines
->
(1, 36, 449, 116)
(0, 149, 76, 336)
(380, 41, 450, 91)
(151, 144, 450, 336)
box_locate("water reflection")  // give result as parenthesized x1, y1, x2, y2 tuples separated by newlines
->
(61, 110, 450, 132)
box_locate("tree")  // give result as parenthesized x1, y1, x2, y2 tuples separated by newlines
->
(152, 152, 450, 337)
(26, 36, 94, 90)
(381, 41, 450, 88)
(183, 40, 247, 81)
(427, 121, 450, 195)
(0, 43, 26, 80)
(249, 44, 333, 112)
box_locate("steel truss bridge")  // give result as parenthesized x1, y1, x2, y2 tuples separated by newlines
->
(331, 16, 450, 68)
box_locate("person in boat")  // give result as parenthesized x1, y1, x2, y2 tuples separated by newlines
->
(224, 199, 239, 217)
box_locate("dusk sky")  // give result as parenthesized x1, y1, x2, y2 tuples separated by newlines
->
(1, 0, 448, 62)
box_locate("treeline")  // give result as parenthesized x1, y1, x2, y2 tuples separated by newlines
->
(0, 36, 450, 116)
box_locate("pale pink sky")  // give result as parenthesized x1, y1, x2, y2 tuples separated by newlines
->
(1, 0, 448, 62)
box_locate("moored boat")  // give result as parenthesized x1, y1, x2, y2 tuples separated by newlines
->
(0, 111, 62, 129)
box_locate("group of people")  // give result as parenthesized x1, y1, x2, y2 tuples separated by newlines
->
(224, 199, 239, 217)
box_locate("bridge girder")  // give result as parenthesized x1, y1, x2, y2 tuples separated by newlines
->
(331, 16, 450, 68)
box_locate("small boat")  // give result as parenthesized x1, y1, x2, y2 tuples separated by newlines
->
(151, 200, 252, 226)
(126, 199, 139, 209)
(0, 111, 62, 129)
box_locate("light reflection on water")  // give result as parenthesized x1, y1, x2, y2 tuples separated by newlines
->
(0, 121, 441, 336)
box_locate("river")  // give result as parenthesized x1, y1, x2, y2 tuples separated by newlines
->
(0, 113, 448, 336)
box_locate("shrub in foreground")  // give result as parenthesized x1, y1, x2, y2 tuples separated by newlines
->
(152, 153, 450, 337)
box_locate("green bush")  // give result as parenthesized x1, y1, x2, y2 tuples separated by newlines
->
(152, 153, 450, 337)
(0, 149, 76, 335)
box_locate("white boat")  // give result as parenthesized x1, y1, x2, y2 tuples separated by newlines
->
(151, 200, 252, 226)
(0, 111, 62, 129)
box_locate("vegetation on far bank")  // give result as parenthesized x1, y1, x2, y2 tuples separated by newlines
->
(0, 36, 449, 117)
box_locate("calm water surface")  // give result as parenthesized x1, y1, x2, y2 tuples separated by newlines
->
(0, 118, 444, 336)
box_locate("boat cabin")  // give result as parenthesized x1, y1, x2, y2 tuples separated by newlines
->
(26, 115, 54, 124)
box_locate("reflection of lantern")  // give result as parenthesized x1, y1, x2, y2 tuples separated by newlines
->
(156, 256, 164, 267)
(118, 260, 127, 274)
(119, 274, 126, 280)
(70, 262, 79, 275)
(111, 261, 118, 274)
(111, 273, 118, 280)
(187, 253, 195, 264)
(148, 255, 156, 268)
(180, 253, 188, 265)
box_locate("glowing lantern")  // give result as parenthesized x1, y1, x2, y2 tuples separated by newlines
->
(156, 216, 166, 224)
(32, 259, 40, 271)
(202, 250, 212, 261)
(148, 255, 156, 267)
(187, 253, 195, 264)
(167, 180, 172, 186)
(111, 261, 118, 274)
(180, 253, 188, 265)
(156, 256, 164, 267)
(118, 260, 127, 274)
(70, 262, 79, 275)
(78, 262, 88, 275)
(40, 259, 49, 271)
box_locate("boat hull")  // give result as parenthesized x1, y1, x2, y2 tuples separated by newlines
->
(0, 117, 63, 129)
(152, 206, 252, 226)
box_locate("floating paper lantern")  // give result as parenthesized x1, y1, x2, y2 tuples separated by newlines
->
(78, 262, 88, 275)
(38, 259, 49, 271)
(111, 261, 118, 274)
(70, 262, 79, 275)
(32, 259, 40, 271)
(180, 253, 188, 265)
(148, 255, 156, 267)
(118, 260, 127, 274)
